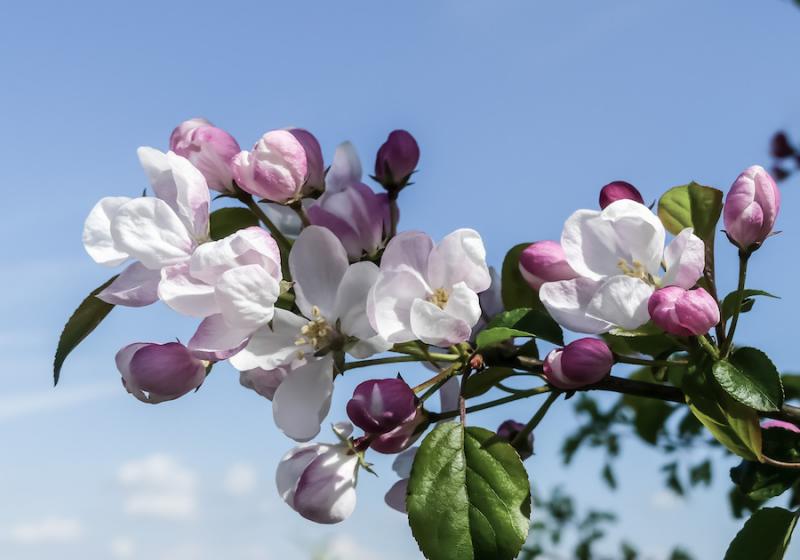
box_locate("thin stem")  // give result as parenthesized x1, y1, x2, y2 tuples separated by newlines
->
(722, 250, 750, 357)
(392, 345, 460, 363)
(412, 363, 460, 393)
(614, 355, 688, 368)
(762, 455, 800, 470)
(289, 201, 311, 227)
(510, 391, 561, 448)
(702, 233, 727, 347)
(431, 385, 552, 422)
(388, 191, 399, 238)
(341, 355, 427, 372)
(696, 335, 720, 360)
(237, 192, 293, 254)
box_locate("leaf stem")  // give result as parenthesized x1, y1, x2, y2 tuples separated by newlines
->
(431, 385, 553, 422)
(614, 355, 688, 368)
(341, 355, 429, 372)
(510, 391, 561, 448)
(696, 335, 720, 360)
(722, 250, 750, 357)
(236, 191, 293, 255)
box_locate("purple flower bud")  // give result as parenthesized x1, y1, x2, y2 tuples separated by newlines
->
(518, 241, 578, 290)
(115, 342, 206, 404)
(762, 419, 800, 434)
(232, 130, 309, 203)
(347, 378, 417, 434)
(497, 420, 534, 460)
(770, 131, 795, 159)
(288, 128, 325, 193)
(374, 130, 420, 190)
(723, 165, 781, 250)
(370, 408, 430, 454)
(648, 286, 720, 337)
(773, 166, 791, 182)
(599, 181, 645, 209)
(170, 118, 241, 193)
(543, 338, 613, 390)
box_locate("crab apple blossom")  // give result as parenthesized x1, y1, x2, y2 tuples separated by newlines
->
(288, 128, 325, 193)
(497, 420, 534, 460)
(346, 378, 417, 435)
(599, 180, 644, 209)
(277, 422, 360, 524)
(82, 147, 211, 307)
(723, 165, 781, 250)
(374, 130, 420, 191)
(519, 240, 578, 290)
(115, 342, 206, 404)
(384, 446, 417, 513)
(367, 229, 491, 347)
(543, 338, 613, 390)
(169, 118, 241, 193)
(539, 199, 705, 333)
(307, 142, 391, 260)
(647, 286, 720, 337)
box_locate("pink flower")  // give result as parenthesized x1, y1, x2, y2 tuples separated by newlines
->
(598, 181, 644, 209)
(170, 118, 241, 193)
(115, 342, 206, 404)
(762, 420, 800, 434)
(232, 130, 310, 203)
(519, 241, 578, 290)
(723, 165, 781, 250)
(374, 130, 420, 191)
(648, 286, 719, 337)
(543, 338, 613, 390)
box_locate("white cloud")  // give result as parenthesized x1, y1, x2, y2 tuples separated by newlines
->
(223, 462, 258, 497)
(650, 489, 684, 510)
(118, 454, 198, 520)
(110, 536, 136, 559)
(319, 534, 379, 560)
(0, 383, 119, 422)
(2, 516, 84, 544)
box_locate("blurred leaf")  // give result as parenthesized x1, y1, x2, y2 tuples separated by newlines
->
(712, 347, 783, 412)
(724, 507, 798, 560)
(782, 374, 800, 402)
(720, 289, 779, 323)
(462, 367, 516, 398)
(407, 423, 531, 560)
(730, 428, 800, 501)
(602, 464, 617, 489)
(689, 460, 712, 487)
(501, 243, 542, 311)
(209, 207, 259, 240)
(54, 276, 117, 385)
(622, 371, 676, 445)
(657, 182, 723, 243)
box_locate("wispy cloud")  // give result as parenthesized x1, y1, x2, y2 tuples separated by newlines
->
(223, 462, 258, 497)
(1, 516, 85, 544)
(0, 383, 119, 422)
(118, 454, 198, 520)
(110, 536, 136, 559)
(650, 489, 685, 511)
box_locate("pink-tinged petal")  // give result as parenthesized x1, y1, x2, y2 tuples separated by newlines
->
(385, 479, 409, 513)
(724, 165, 781, 248)
(325, 141, 362, 193)
(215, 264, 280, 330)
(272, 356, 334, 442)
(661, 228, 705, 289)
(288, 128, 324, 193)
(158, 262, 219, 317)
(82, 196, 132, 266)
(380, 231, 434, 275)
(367, 269, 430, 344)
(290, 226, 349, 320)
(187, 314, 251, 361)
(229, 309, 310, 371)
(410, 298, 472, 346)
(170, 119, 241, 193)
(543, 349, 580, 390)
(518, 241, 578, 290)
(586, 275, 653, 330)
(189, 227, 281, 285)
(443, 282, 482, 328)
(118, 342, 206, 404)
(539, 278, 611, 334)
(232, 130, 308, 203)
(98, 262, 160, 307)
(427, 229, 491, 293)
(762, 420, 800, 434)
(292, 447, 359, 524)
(334, 261, 381, 339)
(276, 443, 328, 507)
(110, 197, 194, 269)
(239, 366, 291, 401)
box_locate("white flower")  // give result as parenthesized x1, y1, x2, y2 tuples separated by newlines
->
(367, 229, 491, 347)
(539, 199, 705, 333)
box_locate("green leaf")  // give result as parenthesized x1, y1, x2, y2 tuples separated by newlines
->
(209, 207, 259, 240)
(731, 428, 800, 501)
(603, 331, 678, 358)
(484, 308, 563, 346)
(622, 394, 675, 445)
(407, 423, 531, 560)
(54, 276, 117, 385)
(724, 507, 799, 560)
(476, 328, 532, 350)
(721, 289, 779, 323)
(782, 374, 800, 402)
(657, 182, 723, 242)
(500, 243, 542, 312)
(462, 368, 517, 399)
(712, 347, 783, 412)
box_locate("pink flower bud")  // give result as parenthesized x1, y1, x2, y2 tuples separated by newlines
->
(723, 165, 781, 250)
(770, 132, 795, 159)
(288, 128, 324, 193)
(599, 181, 645, 209)
(543, 338, 613, 390)
(370, 407, 430, 454)
(232, 130, 309, 203)
(518, 240, 578, 290)
(374, 130, 420, 190)
(115, 342, 206, 404)
(346, 378, 417, 434)
(169, 118, 241, 193)
(762, 419, 800, 434)
(496, 420, 534, 460)
(648, 286, 720, 337)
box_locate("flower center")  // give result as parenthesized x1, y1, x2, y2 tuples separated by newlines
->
(617, 258, 659, 286)
(296, 306, 334, 352)
(428, 288, 450, 309)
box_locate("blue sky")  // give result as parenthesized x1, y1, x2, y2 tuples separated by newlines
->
(2, 1, 800, 558)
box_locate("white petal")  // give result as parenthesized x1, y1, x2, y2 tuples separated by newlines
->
(276, 443, 328, 507)
(82, 196, 132, 266)
(98, 262, 160, 307)
(290, 226, 349, 320)
(539, 278, 612, 334)
(272, 356, 334, 442)
(215, 265, 279, 331)
(367, 269, 430, 344)
(334, 261, 381, 338)
(385, 479, 409, 513)
(293, 446, 359, 523)
(410, 299, 472, 346)
(187, 314, 252, 361)
(347, 335, 392, 359)
(158, 262, 219, 317)
(391, 447, 418, 479)
(586, 275, 654, 330)
(229, 309, 310, 371)
(427, 229, 491, 293)
(326, 141, 362, 193)
(380, 231, 433, 274)
(661, 228, 705, 289)
(110, 197, 194, 269)
(443, 282, 482, 328)
(438, 377, 461, 415)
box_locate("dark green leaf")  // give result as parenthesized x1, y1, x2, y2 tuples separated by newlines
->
(712, 347, 783, 412)
(603, 331, 678, 357)
(657, 182, 723, 243)
(54, 276, 117, 385)
(689, 460, 712, 487)
(462, 368, 517, 399)
(476, 327, 533, 350)
(730, 427, 800, 501)
(720, 289, 779, 323)
(484, 307, 563, 346)
(407, 423, 531, 560)
(209, 207, 259, 240)
(500, 243, 542, 312)
(724, 507, 798, 560)
(601, 464, 617, 489)
(783, 374, 800, 402)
